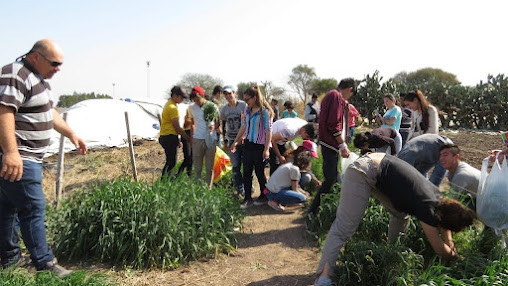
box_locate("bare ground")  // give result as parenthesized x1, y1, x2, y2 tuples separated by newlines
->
(40, 129, 503, 285)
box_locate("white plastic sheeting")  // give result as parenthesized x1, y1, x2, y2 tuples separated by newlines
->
(46, 98, 188, 156)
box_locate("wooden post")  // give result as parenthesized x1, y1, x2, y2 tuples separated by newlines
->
(125, 112, 138, 181)
(54, 113, 67, 208)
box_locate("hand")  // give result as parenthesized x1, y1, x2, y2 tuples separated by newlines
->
(178, 141, 183, 149)
(340, 147, 350, 158)
(263, 149, 270, 160)
(278, 155, 286, 164)
(230, 141, 237, 153)
(315, 180, 322, 187)
(0, 151, 23, 182)
(70, 136, 87, 155)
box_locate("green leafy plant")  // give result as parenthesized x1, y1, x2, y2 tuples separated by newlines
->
(0, 268, 115, 286)
(47, 176, 243, 269)
(202, 101, 219, 122)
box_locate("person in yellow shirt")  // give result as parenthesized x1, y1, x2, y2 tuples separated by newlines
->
(160, 86, 191, 177)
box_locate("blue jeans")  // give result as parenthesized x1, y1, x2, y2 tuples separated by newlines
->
(266, 189, 306, 205)
(0, 160, 54, 269)
(228, 143, 245, 194)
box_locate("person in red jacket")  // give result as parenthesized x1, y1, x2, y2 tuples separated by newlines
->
(309, 78, 356, 214)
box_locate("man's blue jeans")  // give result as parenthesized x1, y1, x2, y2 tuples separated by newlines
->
(228, 143, 245, 194)
(0, 159, 54, 269)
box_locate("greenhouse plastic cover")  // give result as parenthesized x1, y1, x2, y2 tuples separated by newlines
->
(46, 98, 188, 156)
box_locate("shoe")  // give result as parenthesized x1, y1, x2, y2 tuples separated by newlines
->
(39, 258, 72, 279)
(240, 199, 253, 209)
(253, 196, 268, 206)
(1, 255, 31, 269)
(314, 276, 334, 286)
(268, 200, 285, 212)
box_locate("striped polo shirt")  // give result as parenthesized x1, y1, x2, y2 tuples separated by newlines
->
(242, 106, 272, 145)
(0, 60, 54, 163)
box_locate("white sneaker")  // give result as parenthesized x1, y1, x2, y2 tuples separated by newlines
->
(268, 200, 285, 212)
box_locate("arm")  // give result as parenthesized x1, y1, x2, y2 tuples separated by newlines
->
(230, 125, 246, 153)
(383, 116, 396, 125)
(420, 221, 457, 261)
(427, 106, 439, 134)
(264, 129, 272, 160)
(53, 109, 87, 155)
(271, 132, 286, 163)
(0, 105, 23, 181)
(171, 117, 190, 141)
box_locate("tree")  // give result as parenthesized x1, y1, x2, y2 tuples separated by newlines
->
(406, 68, 460, 87)
(176, 73, 223, 96)
(288, 64, 316, 104)
(311, 78, 338, 96)
(57, 92, 111, 108)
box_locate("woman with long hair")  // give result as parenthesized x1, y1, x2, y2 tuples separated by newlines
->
(403, 90, 439, 141)
(378, 93, 402, 131)
(230, 86, 274, 208)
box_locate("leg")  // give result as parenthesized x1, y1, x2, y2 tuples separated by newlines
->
(253, 146, 268, 200)
(371, 189, 410, 243)
(159, 135, 179, 177)
(316, 159, 377, 278)
(242, 144, 255, 202)
(309, 146, 338, 213)
(192, 139, 206, 182)
(204, 144, 217, 186)
(268, 189, 306, 205)
(1, 161, 55, 269)
(228, 143, 245, 195)
(429, 161, 446, 187)
(177, 130, 192, 176)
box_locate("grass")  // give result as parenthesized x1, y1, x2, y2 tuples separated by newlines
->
(47, 175, 244, 269)
(0, 268, 116, 286)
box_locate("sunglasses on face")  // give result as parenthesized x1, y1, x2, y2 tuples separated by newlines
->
(38, 52, 63, 67)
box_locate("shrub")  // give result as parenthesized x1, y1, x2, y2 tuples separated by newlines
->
(47, 177, 244, 269)
(0, 268, 115, 286)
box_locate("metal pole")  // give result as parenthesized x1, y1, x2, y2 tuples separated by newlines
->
(125, 112, 138, 181)
(55, 113, 68, 208)
(112, 83, 116, 99)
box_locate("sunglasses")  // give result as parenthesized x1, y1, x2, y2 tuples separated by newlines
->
(38, 52, 63, 67)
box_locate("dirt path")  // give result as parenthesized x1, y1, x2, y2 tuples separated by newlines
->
(122, 205, 319, 286)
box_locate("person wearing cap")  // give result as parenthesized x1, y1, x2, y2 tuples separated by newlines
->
(188, 86, 218, 185)
(0, 39, 88, 278)
(264, 149, 313, 212)
(269, 118, 316, 175)
(310, 78, 356, 214)
(305, 93, 320, 123)
(219, 85, 247, 196)
(281, 101, 298, 119)
(160, 86, 191, 177)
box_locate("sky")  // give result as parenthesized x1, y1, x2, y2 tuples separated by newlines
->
(2, 0, 507, 102)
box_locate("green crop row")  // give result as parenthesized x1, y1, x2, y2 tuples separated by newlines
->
(0, 268, 115, 286)
(46, 176, 244, 269)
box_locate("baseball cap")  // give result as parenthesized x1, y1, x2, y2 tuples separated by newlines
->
(223, 85, 237, 93)
(301, 140, 318, 158)
(171, 86, 189, 99)
(191, 86, 205, 96)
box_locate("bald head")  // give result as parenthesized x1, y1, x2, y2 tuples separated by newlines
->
(26, 39, 64, 79)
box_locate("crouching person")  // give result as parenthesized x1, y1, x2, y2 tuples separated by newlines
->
(314, 152, 475, 286)
(264, 150, 313, 211)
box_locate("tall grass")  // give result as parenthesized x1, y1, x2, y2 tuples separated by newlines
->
(47, 176, 243, 269)
(0, 269, 115, 286)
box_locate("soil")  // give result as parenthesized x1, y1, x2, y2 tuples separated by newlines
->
(40, 129, 503, 286)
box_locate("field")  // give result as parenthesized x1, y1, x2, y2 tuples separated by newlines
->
(11, 129, 506, 285)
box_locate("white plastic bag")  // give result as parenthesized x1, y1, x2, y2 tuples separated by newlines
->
(339, 152, 359, 181)
(476, 154, 508, 230)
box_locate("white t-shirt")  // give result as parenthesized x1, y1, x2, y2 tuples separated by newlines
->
(272, 118, 308, 145)
(447, 161, 481, 196)
(189, 103, 208, 139)
(266, 163, 301, 193)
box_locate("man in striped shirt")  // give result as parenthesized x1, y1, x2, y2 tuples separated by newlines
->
(0, 39, 87, 278)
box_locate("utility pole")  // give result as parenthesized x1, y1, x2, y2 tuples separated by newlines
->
(146, 61, 151, 98)
(112, 83, 116, 98)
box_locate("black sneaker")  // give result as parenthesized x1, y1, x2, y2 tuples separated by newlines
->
(39, 258, 72, 279)
(253, 196, 268, 206)
(240, 199, 253, 209)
